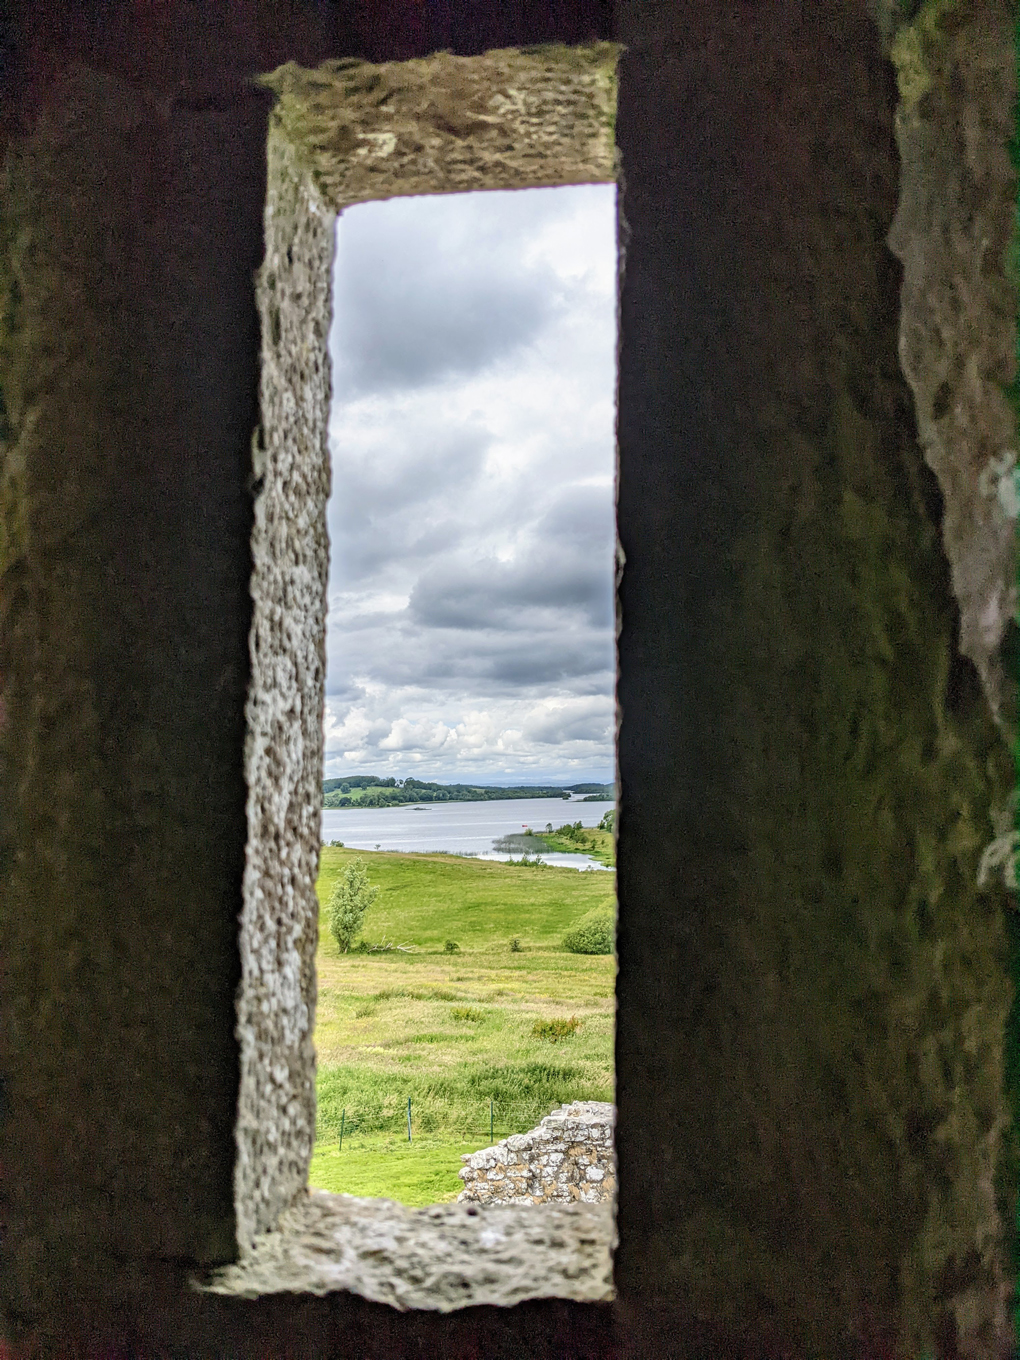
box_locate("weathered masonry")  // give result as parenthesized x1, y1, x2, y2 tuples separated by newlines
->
(457, 1102, 617, 1205)
(2, 2, 1019, 1358)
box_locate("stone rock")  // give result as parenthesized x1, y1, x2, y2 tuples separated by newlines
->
(458, 1102, 616, 1206)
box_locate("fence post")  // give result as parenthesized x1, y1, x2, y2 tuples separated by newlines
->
(407, 1096, 412, 1142)
(339, 1108, 345, 1152)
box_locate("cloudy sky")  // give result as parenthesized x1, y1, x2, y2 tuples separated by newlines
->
(324, 183, 617, 785)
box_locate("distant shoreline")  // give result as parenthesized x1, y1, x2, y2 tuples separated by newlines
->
(323, 779, 616, 811)
(322, 796, 615, 810)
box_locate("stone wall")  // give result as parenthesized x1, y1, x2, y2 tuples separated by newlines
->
(458, 1103, 616, 1206)
(257, 43, 620, 210)
(885, 0, 1019, 757)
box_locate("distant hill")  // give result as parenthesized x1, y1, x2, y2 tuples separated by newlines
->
(322, 776, 615, 809)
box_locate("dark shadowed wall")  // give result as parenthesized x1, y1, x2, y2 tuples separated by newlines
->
(1, 0, 1017, 1356)
(615, 1, 1018, 1354)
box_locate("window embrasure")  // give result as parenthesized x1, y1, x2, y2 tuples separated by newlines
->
(195, 44, 622, 1307)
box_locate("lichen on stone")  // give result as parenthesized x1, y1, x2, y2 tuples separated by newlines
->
(888, 0, 968, 112)
(255, 43, 621, 214)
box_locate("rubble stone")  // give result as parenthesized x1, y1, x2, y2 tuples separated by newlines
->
(458, 1102, 615, 1206)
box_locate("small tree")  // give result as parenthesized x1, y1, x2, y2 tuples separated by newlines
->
(327, 857, 378, 954)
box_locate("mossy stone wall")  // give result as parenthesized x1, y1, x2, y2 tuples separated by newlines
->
(615, 1, 1017, 1353)
(0, 63, 278, 1345)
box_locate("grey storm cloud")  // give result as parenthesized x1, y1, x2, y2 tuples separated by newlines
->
(483, 638, 614, 688)
(331, 426, 490, 517)
(327, 425, 490, 581)
(323, 184, 617, 780)
(325, 615, 613, 695)
(535, 484, 616, 548)
(407, 550, 613, 632)
(330, 191, 565, 399)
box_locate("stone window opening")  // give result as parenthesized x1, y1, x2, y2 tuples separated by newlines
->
(194, 41, 624, 1311)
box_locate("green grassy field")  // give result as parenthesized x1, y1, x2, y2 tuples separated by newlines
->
(308, 846, 616, 1205)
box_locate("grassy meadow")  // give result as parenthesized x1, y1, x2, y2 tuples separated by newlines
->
(308, 845, 616, 1205)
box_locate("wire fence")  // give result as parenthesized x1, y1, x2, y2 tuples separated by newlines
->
(324, 1098, 570, 1151)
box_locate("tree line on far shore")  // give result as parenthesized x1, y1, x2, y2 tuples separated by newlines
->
(323, 775, 615, 810)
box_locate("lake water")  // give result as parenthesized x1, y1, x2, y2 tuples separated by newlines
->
(320, 796, 614, 871)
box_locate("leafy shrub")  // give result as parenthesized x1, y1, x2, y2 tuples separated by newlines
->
(450, 1006, 484, 1022)
(509, 937, 522, 953)
(444, 939, 460, 953)
(532, 1016, 581, 1042)
(555, 820, 587, 841)
(562, 907, 615, 955)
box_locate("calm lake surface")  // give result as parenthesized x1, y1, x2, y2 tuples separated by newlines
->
(320, 796, 614, 871)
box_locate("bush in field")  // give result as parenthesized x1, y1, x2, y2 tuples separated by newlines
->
(328, 857, 378, 954)
(444, 939, 460, 954)
(562, 907, 615, 955)
(509, 937, 522, 953)
(532, 1016, 581, 1042)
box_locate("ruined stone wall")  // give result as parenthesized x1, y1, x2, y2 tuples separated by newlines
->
(458, 1103, 617, 1206)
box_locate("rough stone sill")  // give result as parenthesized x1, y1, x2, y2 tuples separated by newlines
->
(192, 1190, 616, 1311)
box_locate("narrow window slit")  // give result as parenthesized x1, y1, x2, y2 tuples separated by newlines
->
(198, 43, 625, 1310)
